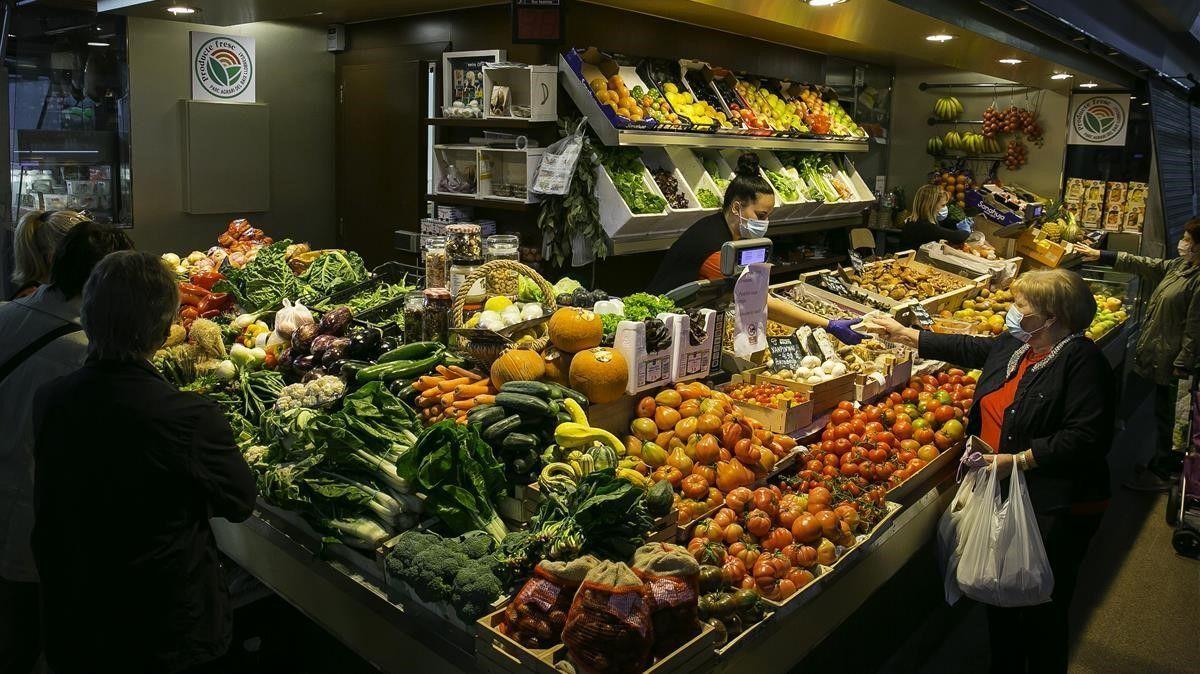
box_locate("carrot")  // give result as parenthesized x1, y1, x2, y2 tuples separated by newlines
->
(420, 386, 442, 399)
(455, 383, 491, 399)
(435, 365, 452, 377)
(440, 392, 456, 406)
(417, 396, 439, 409)
(456, 415, 468, 425)
(448, 365, 481, 381)
(438, 377, 471, 392)
(473, 394, 496, 405)
(452, 399, 476, 410)
(416, 375, 441, 390)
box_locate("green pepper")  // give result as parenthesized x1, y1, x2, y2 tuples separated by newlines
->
(356, 352, 444, 382)
(377, 341, 443, 363)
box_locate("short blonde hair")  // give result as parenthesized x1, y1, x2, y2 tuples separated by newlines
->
(12, 210, 90, 288)
(1011, 269, 1096, 333)
(907, 184, 949, 224)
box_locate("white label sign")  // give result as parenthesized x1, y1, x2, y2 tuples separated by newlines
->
(1067, 94, 1129, 146)
(191, 32, 256, 102)
(732, 262, 770, 358)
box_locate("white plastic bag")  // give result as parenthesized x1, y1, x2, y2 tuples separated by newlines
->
(955, 462, 1054, 607)
(936, 465, 988, 605)
(531, 120, 586, 196)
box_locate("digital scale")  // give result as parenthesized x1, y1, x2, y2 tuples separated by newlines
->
(666, 238, 772, 308)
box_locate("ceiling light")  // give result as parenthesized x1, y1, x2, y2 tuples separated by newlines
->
(1079, 82, 1098, 88)
(87, 41, 109, 47)
(925, 34, 954, 42)
(1050, 73, 1073, 80)
(1129, 95, 1137, 100)
(166, 6, 196, 15)
(998, 58, 1023, 65)
(807, 0, 847, 5)
(1141, 101, 1149, 106)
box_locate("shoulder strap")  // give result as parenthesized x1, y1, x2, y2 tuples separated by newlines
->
(0, 322, 84, 385)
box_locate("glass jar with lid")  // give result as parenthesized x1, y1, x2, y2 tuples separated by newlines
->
(484, 234, 520, 295)
(449, 259, 483, 297)
(402, 291, 426, 343)
(445, 223, 482, 262)
(421, 287, 453, 344)
(423, 236, 448, 289)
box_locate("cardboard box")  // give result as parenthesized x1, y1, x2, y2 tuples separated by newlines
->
(1016, 228, 1076, 267)
(731, 397, 814, 434)
(614, 317, 675, 395)
(1103, 203, 1125, 231)
(1081, 201, 1103, 228)
(1126, 181, 1148, 206)
(667, 309, 718, 382)
(1064, 178, 1084, 203)
(1081, 180, 1105, 204)
(1105, 181, 1127, 207)
(1122, 205, 1145, 232)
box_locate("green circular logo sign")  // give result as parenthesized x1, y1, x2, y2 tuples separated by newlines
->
(194, 37, 253, 99)
(1073, 96, 1125, 143)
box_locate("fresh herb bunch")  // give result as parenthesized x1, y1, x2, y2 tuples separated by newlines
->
(599, 147, 667, 215)
(537, 117, 607, 268)
(297, 250, 368, 303)
(764, 169, 799, 202)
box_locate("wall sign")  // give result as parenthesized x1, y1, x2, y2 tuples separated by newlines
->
(1067, 94, 1129, 146)
(512, 0, 564, 44)
(191, 32, 256, 102)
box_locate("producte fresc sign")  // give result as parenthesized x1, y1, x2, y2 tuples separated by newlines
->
(1067, 94, 1129, 146)
(191, 32, 256, 102)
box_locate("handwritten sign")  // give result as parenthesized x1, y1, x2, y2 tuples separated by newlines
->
(815, 273, 849, 297)
(768, 335, 803, 371)
(848, 250, 865, 275)
(904, 301, 934, 328)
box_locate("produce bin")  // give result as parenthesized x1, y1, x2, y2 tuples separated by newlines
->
(637, 57, 717, 133)
(666, 308, 720, 382)
(758, 564, 835, 617)
(664, 147, 723, 213)
(754, 150, 818, 220)
(692, 148, 734, 199)
(595, 158, 673, 245)
(561, 48, 660, 131)
(639, 146, 706, 230)
(614, 316, 676, 394)
(730, 397, 814, 435)
(756, 370, 857, 415)
(670, 59, 746, 135)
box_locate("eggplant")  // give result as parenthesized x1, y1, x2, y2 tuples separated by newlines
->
(292, 323, 319, 354)
(375, 336, 400, 359)
(321, 338, 351, 366)
(293, 354, 316, 372)
(346, 325, 382, 358)
(317, 306, 353, 337)
(310, 334, 339, 358)
(301, 367, 327, 383)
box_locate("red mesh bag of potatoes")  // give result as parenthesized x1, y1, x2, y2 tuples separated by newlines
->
(631, 542, 701, 657)
(562, 561, 653, 674)
(501, 555, 598, 649)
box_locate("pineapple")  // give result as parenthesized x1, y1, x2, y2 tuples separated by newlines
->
(1042, 219, 1065, 241)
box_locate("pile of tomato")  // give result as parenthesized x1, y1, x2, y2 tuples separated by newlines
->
(791, 369, 975, 495)
(722, 382, 808, 409)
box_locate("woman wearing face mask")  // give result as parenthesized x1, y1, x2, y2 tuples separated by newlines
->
(863, 269, 1113, 674)
(899, 184, 973, 250)
(1075, 217, 1200, 491)
(648, 153, 864, 344)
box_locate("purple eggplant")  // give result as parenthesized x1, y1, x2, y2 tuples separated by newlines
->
(310, 334, 339, 358)
(292, 323, 319, 354)
(317, 306, 354, 337)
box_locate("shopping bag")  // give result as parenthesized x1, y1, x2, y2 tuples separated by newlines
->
(531, 119, 586, 196)
(955, 462, 1054, 607)
(936, 465, 988, 605)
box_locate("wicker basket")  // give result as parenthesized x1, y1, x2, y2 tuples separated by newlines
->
(451, 260, 558, 368)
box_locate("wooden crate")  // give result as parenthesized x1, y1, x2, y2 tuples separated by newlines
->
(849, 252, 986, 315)
(757, 370, 857, 415)
(587, 394, 637, 437)
(730, 398, 814, 435)
(476, 608, 718, 674)
(854, 376, 888, 402)
(769, 279, 874, 318)
(886, 440, 963, 503)
(497, 482, 544, 525)
(886, 354, 914, 390)
(759, 563, 836, 617)
(383, 557, 505, 652)
(824, 500, 903, 571)
(715, 611, 774, 659)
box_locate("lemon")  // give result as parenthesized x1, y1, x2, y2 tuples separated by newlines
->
(484, 296, 513, 312)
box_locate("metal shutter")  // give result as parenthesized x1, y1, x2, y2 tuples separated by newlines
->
(1150, 81, 1196, 249)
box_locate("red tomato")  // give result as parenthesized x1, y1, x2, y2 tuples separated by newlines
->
(831, 408, 852, 424)
(833, 438, 852, 455)
(875, 431, 896, 446)
(865, 421, 884, 435)
(898, 450, 916, 463)
(868, 447, 888, 463)
(834, 423, 854, 439)
(892, 421, 913, 440)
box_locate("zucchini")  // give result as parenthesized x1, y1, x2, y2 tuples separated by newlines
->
(495, 392, 554, 417)
(547, 383, 589, 408)
(499, 380, 553, 398)
(556, 411, 573, 425)
(377, 341, 444, 363)
(501, 432, 540, 452)
(482, 414, 523, 443)
(356, 352, 444, 382)
(467, 404, 507, 428)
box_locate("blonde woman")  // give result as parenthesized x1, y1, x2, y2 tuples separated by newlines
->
(864, 268, 1113, 674)
(900, 184, 973, 249)
(10, 210, 91, 299)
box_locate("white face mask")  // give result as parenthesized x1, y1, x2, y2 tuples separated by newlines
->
(936, 205, 949, 222)
(735, 205, 769, 238)
(1180, 238, 1194, 258)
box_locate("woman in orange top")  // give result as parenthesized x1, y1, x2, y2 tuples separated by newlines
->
(864, 269, 1114, 674)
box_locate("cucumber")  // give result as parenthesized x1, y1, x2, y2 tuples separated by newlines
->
(495, 392, 553, 417)
(482, 414, 523, 443)
(377, 341, 443, 363)
(556, 411, 572, 425)
(467, 404, 507, 428)
(500, 380, 553, 398)
(547, 383, 589, 408)
(501, 432, 540, 452)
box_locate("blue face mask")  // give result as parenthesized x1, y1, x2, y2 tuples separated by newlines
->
(936, 205, 950, 222)
(1004, 306, 1050, 343)
(737, 209, 769, 238)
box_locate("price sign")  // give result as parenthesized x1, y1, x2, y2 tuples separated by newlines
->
(767, 335, 803, 371)
(817, 273, 849, 297)
(511, 0, 564, 44)
(848, 249, 865, 275)
(905, 302, 934, 328)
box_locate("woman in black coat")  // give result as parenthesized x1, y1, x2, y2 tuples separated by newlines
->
(865, 268, 1114, 674)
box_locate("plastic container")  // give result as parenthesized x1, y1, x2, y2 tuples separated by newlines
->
(484, 234, 520, 295)
(402, 291, 426, 342)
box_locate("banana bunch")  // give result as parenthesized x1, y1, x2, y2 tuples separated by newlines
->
(983, 136, 1002, 155)
(959, 132, 986, 155)
(927, 136, 945, 155)
(935, 96, 963, 120)
(943, 130, 962, 151)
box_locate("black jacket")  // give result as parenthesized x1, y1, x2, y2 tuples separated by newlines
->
(918, 331, 1114, 513)
(32, 359, 256, 674)
(900, 218, 971, 250)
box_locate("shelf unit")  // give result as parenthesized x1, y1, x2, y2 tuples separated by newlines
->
(607, 212, 863, 255)
(424, 192, 536, 212)
(424, 117, 555, 129)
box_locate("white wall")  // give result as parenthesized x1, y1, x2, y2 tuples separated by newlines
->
(888, 66, 1069, 205)
(126, 17, 335, 254)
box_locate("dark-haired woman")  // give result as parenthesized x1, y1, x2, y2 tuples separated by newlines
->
(648, 153, 863, 343)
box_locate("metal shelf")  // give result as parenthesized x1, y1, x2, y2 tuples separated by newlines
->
(609, 212, 862, 255)
(425, 117, 555, 129)
(559, 55, 870, 154)
(426, 193, 537, 212)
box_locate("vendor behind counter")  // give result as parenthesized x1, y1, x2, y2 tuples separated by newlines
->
(900, 184, 972, 250)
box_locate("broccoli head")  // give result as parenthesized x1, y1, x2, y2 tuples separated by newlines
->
(387, 530, 441, 569)
(450, 559, 503, 622)
(456, 530, 497, 559)
(404, 547, 468, 602)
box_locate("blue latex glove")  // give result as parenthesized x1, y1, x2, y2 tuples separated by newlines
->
(955, 218, 974, 233)
(827, 318, 864, 345)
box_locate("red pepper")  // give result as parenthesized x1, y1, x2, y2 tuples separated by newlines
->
(197, 291, 233, 314)
(199, 309, 221, 319)
(179, 306, 200, 322)
(189, 270, 225, 291)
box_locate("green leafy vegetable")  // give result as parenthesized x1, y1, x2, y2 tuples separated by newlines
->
(214, 240, 298, 312)
(764, 169, 800, 202)
(532, 467, 651, 561)
(599, 148, 667, 215)
(695, 188, 721, 209)
(297, 250, 368, 303)
(538, 118, 607, 268)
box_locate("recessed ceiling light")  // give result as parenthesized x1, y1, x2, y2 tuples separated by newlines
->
(1079, 82, 1098, 88)
(998, 58, 1023, 65)
(1141, 101, 1149, 106)
(87, 41, 109, 47)
(1050, 73, 1073, 80)
(925, 34, 955, 42)
(167, 6, 197, 15)
(807, 0, 847, 6)
(1129, 95, 1137, 100)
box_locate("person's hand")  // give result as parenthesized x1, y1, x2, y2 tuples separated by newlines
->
(827, 318, 864, 345)
(981, 453, 1015, 472)
(860, 314, 919, 348)
(1073, 243, 1101, 262)
(955, 218, 973, 233)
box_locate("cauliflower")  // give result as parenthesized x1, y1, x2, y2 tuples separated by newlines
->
(274, 377, 344, 411)
(275, 383, 308, 411)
